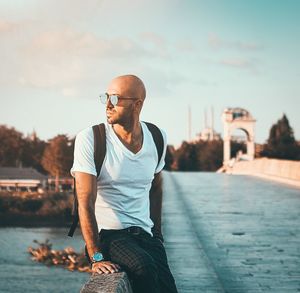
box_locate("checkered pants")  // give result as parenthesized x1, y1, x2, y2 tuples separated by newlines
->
(98, 228, 178, 293)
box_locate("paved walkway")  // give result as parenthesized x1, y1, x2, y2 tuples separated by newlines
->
(162, 172, 300, 293)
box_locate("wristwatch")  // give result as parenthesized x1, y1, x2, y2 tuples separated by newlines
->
(91, 251, 104, 263)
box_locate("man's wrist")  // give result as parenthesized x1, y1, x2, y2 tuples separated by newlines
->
(91, 251, 104, 262)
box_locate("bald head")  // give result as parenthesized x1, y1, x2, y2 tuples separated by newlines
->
(107, 75, 146, 101)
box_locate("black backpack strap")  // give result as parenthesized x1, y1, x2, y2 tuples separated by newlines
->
(68, 123, 106, 237)
(144, 122, 164, 168)
(67, 177, 78, 237)
(93, 123, 106, 178)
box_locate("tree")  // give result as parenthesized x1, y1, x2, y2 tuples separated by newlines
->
(197, 140, 223, 171)
(0, 125, 24, 167)
(164, 145, 174, 171)
(176, 141, 198, 171)
(174, 140, 223, 172)
(262, 114, 300, 160)
(231, 141, 247, 158)
(41, 135, 73, 191)
(21, 134, 47, 174)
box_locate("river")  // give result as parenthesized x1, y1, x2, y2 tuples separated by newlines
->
(0, 228, 88, 293)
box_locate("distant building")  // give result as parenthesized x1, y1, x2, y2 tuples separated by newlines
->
(196, 107, 221, 142)
(47, 177, 73, 192)
(197, 127, 221, 141)
(0, 167, 47, 193)
(222, 107, 256, 166)
(28, 129, 38, 141)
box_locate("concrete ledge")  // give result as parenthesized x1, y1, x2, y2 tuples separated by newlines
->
(224, 158, 300, 188)
(80, 271, 133, 293)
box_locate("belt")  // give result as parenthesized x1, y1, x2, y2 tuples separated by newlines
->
(122, 226, 147, 236)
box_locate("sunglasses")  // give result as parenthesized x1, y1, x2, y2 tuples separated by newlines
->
(99, 93, 138, 106)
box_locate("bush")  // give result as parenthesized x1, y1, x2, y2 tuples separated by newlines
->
(21, 199, 43, 212)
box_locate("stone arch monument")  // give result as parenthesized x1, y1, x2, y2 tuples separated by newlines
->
(222, 108, 256, 167)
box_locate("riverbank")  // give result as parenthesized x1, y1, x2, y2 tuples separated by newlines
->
(224, 158, 300, 188)
(0, 191, 73, 226)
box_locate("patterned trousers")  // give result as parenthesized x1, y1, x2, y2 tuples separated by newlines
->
(97, 227, 178, 293)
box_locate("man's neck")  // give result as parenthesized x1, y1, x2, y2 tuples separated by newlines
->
(112, 120, 142, 144)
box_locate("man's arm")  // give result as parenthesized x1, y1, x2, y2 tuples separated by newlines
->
(149, 172, 164, 241)
(75, 172, 120, 274)
(75, 172, 99, 257)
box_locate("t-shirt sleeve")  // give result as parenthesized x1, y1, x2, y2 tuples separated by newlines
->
(155, 128, 167, 174)
(70, 127, 97, 177)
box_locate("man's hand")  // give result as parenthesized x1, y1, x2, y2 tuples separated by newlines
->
(92, 261, 121, 275)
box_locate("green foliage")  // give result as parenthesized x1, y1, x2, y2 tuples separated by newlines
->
(196, 140, 223, 171)
(0, 125, 24, 166)
(21, 136, 47, 174)
(172, 139, 248, 172)
(20, 199, 44, 212)
(261, 114, 300, 160)
(173, 140, 224, 171)
(231, 141, 247, 158)
(0, 192, 72, 216)
(41, 135, 73, 178)
(0, 125, 75, 175)
(164, 146, 174, 171)
(176, 142, 199, 171)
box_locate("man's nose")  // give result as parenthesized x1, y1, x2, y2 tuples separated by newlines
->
(106, 98, 114, 108)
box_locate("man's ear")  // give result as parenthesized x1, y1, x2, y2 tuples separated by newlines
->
(134, 99, 143, 113)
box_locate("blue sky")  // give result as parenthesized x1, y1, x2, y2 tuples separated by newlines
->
(0, 0, 299, 146)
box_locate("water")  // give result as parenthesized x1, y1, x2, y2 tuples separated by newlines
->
(0, 228, 88, 293)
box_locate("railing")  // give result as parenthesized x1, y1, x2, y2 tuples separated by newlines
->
(80, 271, 132, 293)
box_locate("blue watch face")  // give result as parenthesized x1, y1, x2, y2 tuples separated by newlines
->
(92, 252, 103, 262)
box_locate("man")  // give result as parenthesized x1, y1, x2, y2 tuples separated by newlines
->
(71, 75, 178, 292)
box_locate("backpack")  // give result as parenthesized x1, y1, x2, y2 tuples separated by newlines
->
(68, 122, 164, 237)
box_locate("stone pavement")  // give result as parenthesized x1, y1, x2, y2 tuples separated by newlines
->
(162, 171, 300, 293)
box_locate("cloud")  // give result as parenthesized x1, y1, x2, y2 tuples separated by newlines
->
(208, 33, 262, 51)
(140, 32, 166, 48)
(220, 58, 253, 69)
(208, 33, 223, 49)
(27, 28, 147, 60)
(175, 39, 196, 51)
(0, 24, 181, 103)
(0, 19, 19, 33)
(62, 87, 79, 97)
(139, 32, 169, 58)
(18, 28, 152, 88)
(238, 42, 262, 51)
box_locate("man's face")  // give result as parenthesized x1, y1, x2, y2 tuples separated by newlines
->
(105, 94, 135, 125)
(105, 80, 138, 125)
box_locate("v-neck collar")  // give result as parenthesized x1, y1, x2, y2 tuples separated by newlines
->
(108, 122, 146, 158)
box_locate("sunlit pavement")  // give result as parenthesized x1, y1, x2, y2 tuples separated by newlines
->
(162, 171, 300, 293)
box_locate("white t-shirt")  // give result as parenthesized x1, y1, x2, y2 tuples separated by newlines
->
(70, 121, 167, 235)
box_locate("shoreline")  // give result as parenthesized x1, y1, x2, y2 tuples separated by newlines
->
(0, 191, 73, 227)
(0, 215, 72, 227)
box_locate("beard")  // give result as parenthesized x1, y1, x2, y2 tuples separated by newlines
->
(106, 109, 117, 124)
(106, 104, 134, 125)
(106, 109, 132, 125)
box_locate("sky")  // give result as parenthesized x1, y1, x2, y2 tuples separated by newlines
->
(0, 0, 299, 147)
